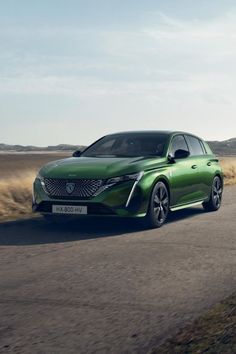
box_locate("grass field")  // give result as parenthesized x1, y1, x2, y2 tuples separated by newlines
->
(0, 153, 235, 221)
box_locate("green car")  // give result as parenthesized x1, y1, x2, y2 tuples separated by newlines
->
(33, 131, 223, 228)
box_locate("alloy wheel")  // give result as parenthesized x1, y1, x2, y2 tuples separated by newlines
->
(153, 183, 169, 224)
(212, 176, 223, 208)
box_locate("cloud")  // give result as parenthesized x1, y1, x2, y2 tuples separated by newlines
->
(0, 11, 236, 106)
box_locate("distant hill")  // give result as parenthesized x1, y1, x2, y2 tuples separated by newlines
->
(207, 138, 236, 156)
(0, 138, 235, 156)
(0, 144, 86, 152)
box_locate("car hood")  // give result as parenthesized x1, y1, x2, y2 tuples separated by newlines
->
(39, 156, 166, 179)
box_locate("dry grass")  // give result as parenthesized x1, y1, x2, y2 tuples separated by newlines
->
(0, 155, 235, 222)
(0, 172, 36, 221)
(0, 153, 68, 221)
(220, 158, 236, 185)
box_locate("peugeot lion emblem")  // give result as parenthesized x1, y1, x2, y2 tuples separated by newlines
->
(66, 182, 76, 194)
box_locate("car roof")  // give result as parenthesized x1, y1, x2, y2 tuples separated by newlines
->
(107, 131, 203, 140)
(107, 130, 172, 136)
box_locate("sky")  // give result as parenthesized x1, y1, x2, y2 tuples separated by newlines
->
(0, 0, 236, 146)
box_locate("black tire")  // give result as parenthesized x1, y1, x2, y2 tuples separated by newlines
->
(203, 176, 223, 212)
(145, 181, 170, 228)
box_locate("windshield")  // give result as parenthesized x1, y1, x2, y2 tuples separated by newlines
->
(81, 133, 168, 158)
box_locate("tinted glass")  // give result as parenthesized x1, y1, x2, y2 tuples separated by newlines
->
(185, 135, 204, 155)
(170, 135, 189, 156)
(82, 133, 168, 158)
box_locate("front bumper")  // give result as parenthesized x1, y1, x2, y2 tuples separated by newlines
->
(32, 178, 149, 217)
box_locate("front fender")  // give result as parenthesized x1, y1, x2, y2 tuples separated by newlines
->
(137, 166, 171, 215)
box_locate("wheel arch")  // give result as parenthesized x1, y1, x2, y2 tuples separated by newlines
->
(214, 172, 224, 184)
(152, 175, 171, 200)
(205, 173, 223, 203)
(144, 174, 171, 227)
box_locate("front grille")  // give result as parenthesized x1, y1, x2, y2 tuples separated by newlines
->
(43, 178, 103, 199)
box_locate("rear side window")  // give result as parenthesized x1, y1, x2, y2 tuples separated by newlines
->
(169, 135, 189, 156)
(199, 140, 207, 154)
(185, 135, 204, 156)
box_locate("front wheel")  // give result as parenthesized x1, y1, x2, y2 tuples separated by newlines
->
(145, 181, 169, 228)
(203, 176, 223, 212)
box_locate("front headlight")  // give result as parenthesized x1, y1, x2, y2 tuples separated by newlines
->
(36, 172, 45, 186)
(105, 171, 144, 186)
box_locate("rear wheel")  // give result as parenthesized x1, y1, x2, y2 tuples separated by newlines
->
(145, 181, 169, 228)
(203, 176, 223, 212)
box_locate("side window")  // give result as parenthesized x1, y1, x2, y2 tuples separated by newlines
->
(170, 135, 189, 156)
(199, 140, 207, 154)
(185, 135, 204, 156)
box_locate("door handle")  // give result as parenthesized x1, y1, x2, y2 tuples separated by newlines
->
(191, 165, 197, 169)
(207, 162, 212, 166)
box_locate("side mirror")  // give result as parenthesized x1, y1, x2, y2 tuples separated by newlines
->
(167, 154, 175, 163)
(72, 150, 82, 157)
(174, 149, 190, 159)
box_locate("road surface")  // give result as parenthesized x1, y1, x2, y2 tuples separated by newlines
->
(0, 186, 236, 354)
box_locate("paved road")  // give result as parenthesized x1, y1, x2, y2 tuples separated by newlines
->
(0, 186, 236, 354)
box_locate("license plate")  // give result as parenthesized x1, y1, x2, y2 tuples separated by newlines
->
(52, 205, 87, 215)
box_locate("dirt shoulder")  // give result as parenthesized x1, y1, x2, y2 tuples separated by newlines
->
(150, 293, 236, 354)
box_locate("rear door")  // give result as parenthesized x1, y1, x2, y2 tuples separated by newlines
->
(168, 134, 204, 207)
(184, 135, 212, 199)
